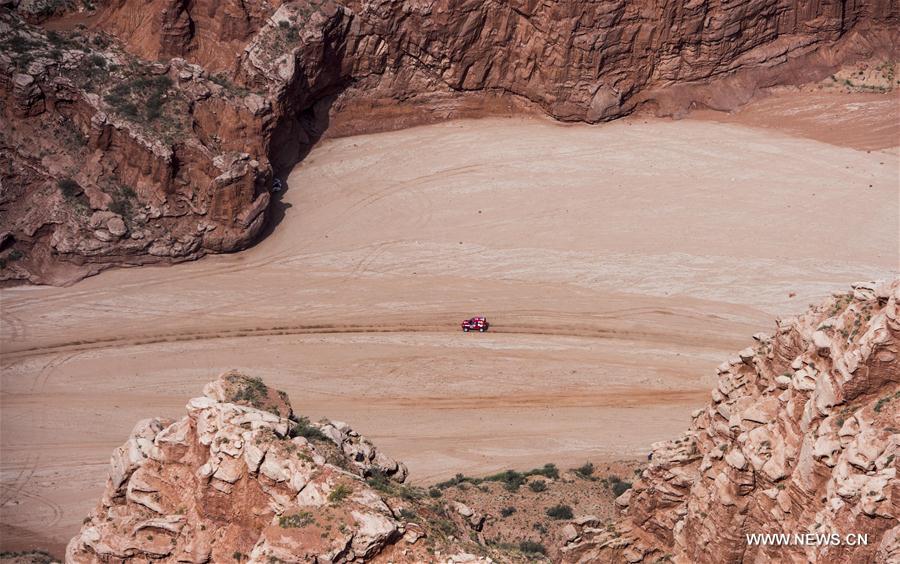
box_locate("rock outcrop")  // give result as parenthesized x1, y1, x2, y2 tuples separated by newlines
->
(66, 372, 408, 562)
(0, 14, 271, 284)
(2, 1, 898, 283)
(562, 280, 900, 563)
(65, 371, 507, 563)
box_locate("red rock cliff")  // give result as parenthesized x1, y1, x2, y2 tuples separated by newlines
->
(1, 0, 897, 283)
(562, 280, 900, 563)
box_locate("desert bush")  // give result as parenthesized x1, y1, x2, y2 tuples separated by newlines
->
(519, 540, 547, 555)
(229, 375, 268, 407)
(486, 470, 527, 491)
(573, 462, 595, 480)
(108, 184, 136, 218)
(105, 75, 172, 122)
(88, 54, 106, 69)
(278, 511, 313, 528)
(57, 178, 81, 199)
(0, 552, 54, 564)
(366, 469, 392, 492)
(608, 475, 633, 497)
(437, 463, 559, 492)
(528, 479, 548, 492)
(533, 463, 559, 479)
(328, 483, 352, 504)
(290, 416, 328, 442)
(545, 504, 573, 519)
(500, 506, 516, 517)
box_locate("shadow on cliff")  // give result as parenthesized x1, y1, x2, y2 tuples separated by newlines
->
(255, 92, 340, 242)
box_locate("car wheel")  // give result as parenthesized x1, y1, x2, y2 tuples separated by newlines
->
(463, 327, 469, 332)
(479, 327, 485, 332)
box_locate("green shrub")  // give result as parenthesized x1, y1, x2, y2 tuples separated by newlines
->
(519, 540, 547, 555)
(88, 54, 106, 69)
(47, 31, 64, 46)
(612, 480, 632, 497)
(278, 511, 313, 528)
(428, 488, 442, 498)
(608, 475, 633, 497)
(229, 375, 269, 408)
(328, 483, 352, 504)
(528, 480, 548, 492)
(533, 463, 559, 480)
(104, 75, 172, 122)
(573, 462, 595, 480)
(484, 469, 526, 492)
(546, 504, 573, 519)
(874, 394, 896, 413)
(8, 250, 24, 261)
(500, 506, 516, 517)
(366, 469, 392, 492)
(57, 178, 82, 199)
(290, 416, 329, 442)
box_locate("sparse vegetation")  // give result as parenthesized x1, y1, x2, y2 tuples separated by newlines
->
(327, 483, 353, 504)
(545, 504, 573, 519)
(573, 461, 595, 480)
(0, 552, 55, 564)
(105, 75, 173, 122)
(108, 184, 137, 218)
(290, 416, 329, 442)
(518, 540, 547, 555)
(528, 479, 548, 492)
(364, 469, 424, 501)
(58, 177, 82, 199)
(278, 511, 314, 528)
(500, 506, 516, 517)
(435, 463, 560, 492)
(874, 391, 900, 413)
(228, 375, 270, 409)
(607, 474, 633, 497)
(209, 73, 250, 96)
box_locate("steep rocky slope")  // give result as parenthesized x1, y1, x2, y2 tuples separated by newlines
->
(1, 0, 898, 284)
(66, 371, 505, 563)
(563, 279, 900, 563)
(0, 14, 271, 284)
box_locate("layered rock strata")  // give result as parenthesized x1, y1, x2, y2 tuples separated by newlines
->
(562, 280, 900, 563)
(2, 1, 897, 283)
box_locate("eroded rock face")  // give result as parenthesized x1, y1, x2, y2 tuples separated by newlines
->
(0, 14, 272, 285)
(66, 371, 416, 563)
(1, 1, 897, 284)
(562, 280, 900, 563)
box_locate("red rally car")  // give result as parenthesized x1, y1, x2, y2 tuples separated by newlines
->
(461, 316, 489, 332)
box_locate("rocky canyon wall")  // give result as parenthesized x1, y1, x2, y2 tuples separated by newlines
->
(562, 280, 900, 563)
(1, 0, 897, 283)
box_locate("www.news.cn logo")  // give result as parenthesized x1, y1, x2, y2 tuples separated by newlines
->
(746, 533, 869, 546)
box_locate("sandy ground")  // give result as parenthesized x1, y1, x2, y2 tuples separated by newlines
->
(1, 96, 898, 554)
